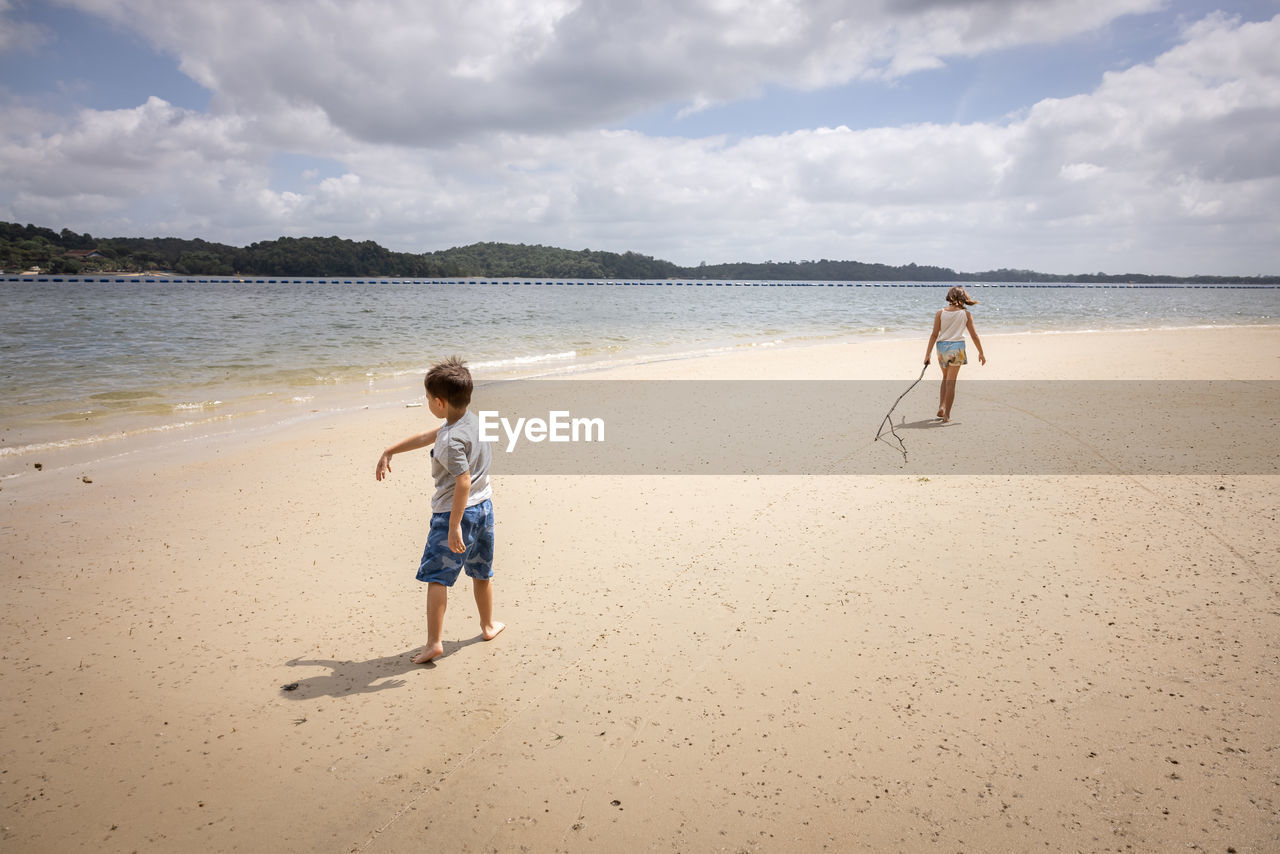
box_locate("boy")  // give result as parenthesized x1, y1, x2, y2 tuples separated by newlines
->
(375, 357, 503, 664)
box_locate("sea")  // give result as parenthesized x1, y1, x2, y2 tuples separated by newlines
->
(1, 275, 1276, 481)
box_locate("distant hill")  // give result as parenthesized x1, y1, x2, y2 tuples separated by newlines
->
(2, 221, 1275, 283)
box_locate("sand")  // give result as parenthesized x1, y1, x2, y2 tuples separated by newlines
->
(1, 326, 1277, 853)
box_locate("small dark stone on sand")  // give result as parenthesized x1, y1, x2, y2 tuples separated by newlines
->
(281, 682, 299, 691)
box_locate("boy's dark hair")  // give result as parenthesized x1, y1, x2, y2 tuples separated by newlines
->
(425, 357, 473, 408)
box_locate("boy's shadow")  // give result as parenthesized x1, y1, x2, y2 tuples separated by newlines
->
(280, 637, 486, 698)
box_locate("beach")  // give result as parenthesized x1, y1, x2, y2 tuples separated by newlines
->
(1, 326, 1278, 852)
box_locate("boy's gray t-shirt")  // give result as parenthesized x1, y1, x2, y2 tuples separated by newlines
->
(430, 410, 493, 513)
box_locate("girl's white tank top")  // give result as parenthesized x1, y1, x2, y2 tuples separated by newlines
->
(937, 308, 968, 342)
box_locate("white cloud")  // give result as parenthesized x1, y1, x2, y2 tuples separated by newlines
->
(4, 7, 1278, 274)
(57, 0, 1161, 144)
(1, 97, 251, 194)
(0, 0, 50, 54)
(0, 96, 286, 237)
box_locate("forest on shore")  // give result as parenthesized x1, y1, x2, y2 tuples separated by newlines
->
(2, 221, 1275, 284)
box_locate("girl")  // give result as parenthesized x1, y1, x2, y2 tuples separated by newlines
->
(924, 286, 986, 422)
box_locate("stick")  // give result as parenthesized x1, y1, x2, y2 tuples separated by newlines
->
(876, 363, 929, 462)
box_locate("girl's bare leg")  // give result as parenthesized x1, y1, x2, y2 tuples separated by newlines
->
(937, 362, 946, 417)
(940, 365, 961, 421)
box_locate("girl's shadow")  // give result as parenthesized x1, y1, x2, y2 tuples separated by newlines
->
(898, 418, 955, 429)
(280, 637, 486, 698)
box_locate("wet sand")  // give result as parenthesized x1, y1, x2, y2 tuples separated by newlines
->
(1, 326, 1277, 852)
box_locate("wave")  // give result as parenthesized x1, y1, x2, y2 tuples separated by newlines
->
(471, 350, 578, 370)
(1022, 321, 1279, 336)
(0, 412, 244, 459)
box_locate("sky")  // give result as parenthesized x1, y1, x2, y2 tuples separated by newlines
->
(1, 0, 1278, 275)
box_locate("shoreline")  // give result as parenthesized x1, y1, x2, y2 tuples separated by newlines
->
(4, 274, 1275, 469)
(1, 324, 1277, 852)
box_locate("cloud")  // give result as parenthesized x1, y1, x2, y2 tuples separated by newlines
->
(58, 0, 1161, 145)
(3, 8, 1278, 274)
(0, 0, 51, 53)
(0, 96, 277, 235)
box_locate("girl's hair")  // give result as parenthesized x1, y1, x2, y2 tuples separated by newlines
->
(946, 286, 977, 307)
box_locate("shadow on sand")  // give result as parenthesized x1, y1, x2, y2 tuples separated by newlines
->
(279, 635, 488, 698)
(895, 418, 957, 430)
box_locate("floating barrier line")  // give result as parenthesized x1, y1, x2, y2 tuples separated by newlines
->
(3, 276, 1278, 288)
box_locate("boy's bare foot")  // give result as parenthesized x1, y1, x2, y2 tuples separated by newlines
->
(937, 408, 945, 419)
(412, 642, 444, 664)
(482, 622, 505, 641)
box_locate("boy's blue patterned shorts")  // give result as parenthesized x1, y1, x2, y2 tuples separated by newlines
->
(416, 499, 495, 586)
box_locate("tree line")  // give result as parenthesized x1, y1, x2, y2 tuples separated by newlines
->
(1, 221, 1275, 284)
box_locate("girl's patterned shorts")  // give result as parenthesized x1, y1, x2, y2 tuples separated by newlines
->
(936, 340, 967, 366)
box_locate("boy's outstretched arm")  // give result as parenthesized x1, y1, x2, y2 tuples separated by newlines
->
(447, 471, 471, 552)
(375, 429, 440, 481)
